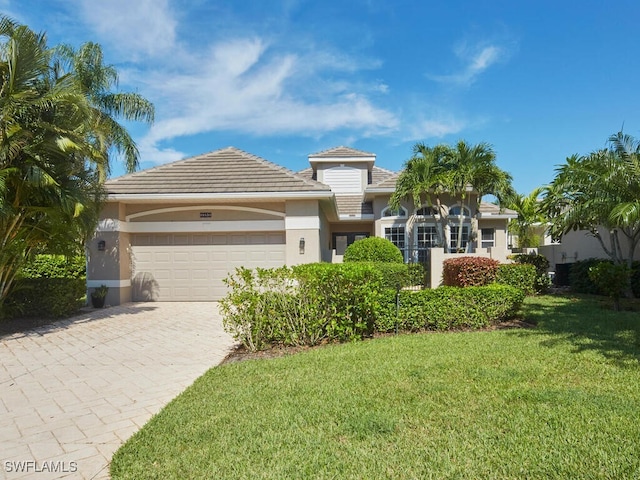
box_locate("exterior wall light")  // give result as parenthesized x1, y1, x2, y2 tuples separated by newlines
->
(97, 240, 106, 252)
(299, 237, 305, 254)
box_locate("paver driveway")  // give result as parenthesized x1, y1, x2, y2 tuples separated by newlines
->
(0, 302, 236, 480)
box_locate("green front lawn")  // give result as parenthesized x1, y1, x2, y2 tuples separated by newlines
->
(111, 295, 640, 479)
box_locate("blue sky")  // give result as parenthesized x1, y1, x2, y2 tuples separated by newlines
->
(7, 0, 640, 194)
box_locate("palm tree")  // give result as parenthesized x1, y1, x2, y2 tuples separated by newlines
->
(543, 133, 640, 270)
(390, 143, 452, 247)
(54, 42, 154, 179)
(0, 17, 103, 312)
(446, 140, 514, 251)
(507, 187, 546, 248)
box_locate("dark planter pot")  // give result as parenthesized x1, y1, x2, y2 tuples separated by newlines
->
(91, 295, 106, 309)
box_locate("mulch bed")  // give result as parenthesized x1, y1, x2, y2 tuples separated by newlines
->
(221, 318, 537, 365)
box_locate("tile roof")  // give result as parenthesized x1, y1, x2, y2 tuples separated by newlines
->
(335, 195, 374, 217)
(308, 146, 375, 158)
(478, 202, 517, 216)
(105, 147, 331, 195)
(369, 171, 400, 189)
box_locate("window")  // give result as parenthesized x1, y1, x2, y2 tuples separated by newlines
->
(382, 206, 407, 217)
(481, 228, 495, 248)
(385, 226, 406, 260)
(416, 225, 437, 263)
(416, 225, 438, 248)
(416, 205, 437, 216)
(450, 225, 469, 252)
(448, 205, 470, 217)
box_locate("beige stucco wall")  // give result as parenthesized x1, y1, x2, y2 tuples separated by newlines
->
(285, 200, 322, 265)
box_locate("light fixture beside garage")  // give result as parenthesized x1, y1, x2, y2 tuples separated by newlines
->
(97, 240, 106, 251)
(299, 237, 305, 254)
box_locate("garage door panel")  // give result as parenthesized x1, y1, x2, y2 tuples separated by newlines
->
(131, 232, 286, 301)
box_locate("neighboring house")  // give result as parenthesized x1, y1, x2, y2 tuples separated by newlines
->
(88, 146, 516, 305)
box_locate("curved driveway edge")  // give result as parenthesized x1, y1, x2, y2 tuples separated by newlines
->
(0, 302, 236, 480)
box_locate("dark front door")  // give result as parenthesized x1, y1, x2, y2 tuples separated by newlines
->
(332, 232, 369, 255)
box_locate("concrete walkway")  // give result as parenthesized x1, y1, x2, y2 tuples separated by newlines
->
(0, 303, 236, 480)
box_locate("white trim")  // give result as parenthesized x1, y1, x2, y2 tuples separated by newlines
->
(107, 192, 333, 203)
(97, 218, 122, 232)
(381, 205, 408, 218)
(87, 279, 131, 288)
(126, 205, 286, 221)
(477, 213, 518, 219)
(338, 214, 375, 221)
(285, 216, 320, 230)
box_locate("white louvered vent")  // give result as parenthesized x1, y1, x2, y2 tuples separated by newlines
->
(323, 166, 362, 194)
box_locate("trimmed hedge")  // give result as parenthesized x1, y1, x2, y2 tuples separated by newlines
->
(221, 264, 384, 351)
(442, 256, 500, 287)
(343, 237, 404, 263)
(6, 278, 86, 318)
(221, 264, 526, 350)
(376, 284, 525, 333)
(496, 264, 537, 296)
(512, 253, 552, 293)
(4, 255, 86, 319)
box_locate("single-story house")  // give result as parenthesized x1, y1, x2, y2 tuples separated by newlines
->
(88, 146, 517, 305)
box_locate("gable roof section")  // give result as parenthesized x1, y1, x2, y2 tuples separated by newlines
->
(105, 147, 331, 197)
(308, 146, 375, 158)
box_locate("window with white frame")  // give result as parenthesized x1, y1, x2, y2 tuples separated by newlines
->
(450, 225, 469, 252)
(416, 225, 438, 248)
(481, 228, 495, 248)
(382, 205, 407, 217)
(384, 226, 406, 260)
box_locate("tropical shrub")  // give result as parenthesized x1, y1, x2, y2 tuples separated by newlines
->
(221, 264, 385, 351)
(589, 262, 630, 310)
(442, 256, 499, 287)
(495, 264, 537, 296)
(408, 263, 427, 287)
(379, 284, 524, 332)
(512, 253, 552, 293)
(343, 237, 404, 263)
(359, 262, 410, 289)
(4, 255, 87, 319)
(569, 259, 607, 294)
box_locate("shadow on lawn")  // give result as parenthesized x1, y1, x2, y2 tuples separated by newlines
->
(517, 293, 640, 367)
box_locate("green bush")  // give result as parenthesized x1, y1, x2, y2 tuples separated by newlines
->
(442, 256, 500, 287)
(569, 259, 604, 294)
(390, 284, 524, 332)
(408, 263, 427, 287)
(632, 262, 640, 297)
(589, 262, 630, 310)
(221, 263, 385, 351)
(343, 237, 404, 263)
(19, 255, 86, 279)
(6, 278, 86, 318)
(359, 262, 409, 289)
(495, 264, 537, 296)
(512, 253, 551, 293)
(4, 255, 87, 319)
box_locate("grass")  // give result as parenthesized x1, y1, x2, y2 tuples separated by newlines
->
(111, 294, 640, 479)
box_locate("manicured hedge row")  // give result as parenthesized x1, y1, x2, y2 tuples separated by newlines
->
(442, 256, 500, 287)
(221, 263, 525, 351)
(495, 264, 537, 296)
(376, 284, 525, 333)
(4, 255, 86, 319)
(7, 278, 86, 318)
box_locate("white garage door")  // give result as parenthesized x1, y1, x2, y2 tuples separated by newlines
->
(130, 232, 286, 301)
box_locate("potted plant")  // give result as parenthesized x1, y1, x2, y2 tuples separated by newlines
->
(91, 285, 109, 308)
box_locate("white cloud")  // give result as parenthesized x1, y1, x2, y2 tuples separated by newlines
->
(428, 43, 507, 87)
(406, 116, 466, 140)
(72, 0, 177, 59)
(126, 36, 397, 164)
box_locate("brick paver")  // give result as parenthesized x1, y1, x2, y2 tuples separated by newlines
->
(0, 303, 236, 479)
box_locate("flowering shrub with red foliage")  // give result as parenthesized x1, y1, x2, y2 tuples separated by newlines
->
(443, 256, 500, 287)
